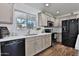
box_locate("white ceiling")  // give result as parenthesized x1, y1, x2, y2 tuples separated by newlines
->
(25, 3, 79, 16)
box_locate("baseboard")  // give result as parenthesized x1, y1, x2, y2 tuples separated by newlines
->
(34, 46, 51, 56)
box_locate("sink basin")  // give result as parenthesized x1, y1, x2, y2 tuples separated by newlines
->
(29, 34, 37, 35)
(26, 34, 38, 36)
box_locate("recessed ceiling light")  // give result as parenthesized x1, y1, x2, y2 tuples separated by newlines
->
(56, 11, 60, 14)
(45, 3, 49, 7)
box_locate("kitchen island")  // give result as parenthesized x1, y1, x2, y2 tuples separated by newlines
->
(0, 33, 51, 56)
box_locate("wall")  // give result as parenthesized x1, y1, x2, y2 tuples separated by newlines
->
(0, 3, 40, 34)
(14, 3, 40, 26)
(12, 3, 41, 35)
(0, 3, 41, 35)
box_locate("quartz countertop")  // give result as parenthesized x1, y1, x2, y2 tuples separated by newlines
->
(0, 33, 51, 42)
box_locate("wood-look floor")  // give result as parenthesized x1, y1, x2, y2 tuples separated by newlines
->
(36, 43, 76, 56)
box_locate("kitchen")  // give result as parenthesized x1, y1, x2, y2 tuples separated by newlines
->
(0, 3, 79, 56)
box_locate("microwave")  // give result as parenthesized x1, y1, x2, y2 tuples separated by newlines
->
(44, 28, 53, 33)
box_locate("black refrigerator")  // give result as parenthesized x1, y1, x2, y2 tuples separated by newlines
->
(62, 19, 78, 48)
(77, 18, 79, 34)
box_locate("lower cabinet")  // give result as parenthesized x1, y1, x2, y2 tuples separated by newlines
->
(25, 34, 51, 56)
(45, 35, 51, 48)
(35, 36, 43, 53)
(42, 35, 51, 50)
(25, 37, 36, 56)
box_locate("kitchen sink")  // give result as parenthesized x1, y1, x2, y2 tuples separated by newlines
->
(26, 34, 38, 36)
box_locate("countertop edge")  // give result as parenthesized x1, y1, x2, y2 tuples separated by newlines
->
(0, 33, 51, 42)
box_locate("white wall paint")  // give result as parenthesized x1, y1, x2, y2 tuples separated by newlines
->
(12, 3, 41, 35)
(0, 3, 79, 36)
(14, 3, 41, 27)
(0, 3, 41, 35)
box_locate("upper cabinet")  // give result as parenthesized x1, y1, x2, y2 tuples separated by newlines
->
(38, 13, 47, 26)
(54, 19, 60, 27)
(0, 3, 13, 24)
(50, 17, 55, 22)
(38, 12, 54, 27)
(54, 18, 63, 27)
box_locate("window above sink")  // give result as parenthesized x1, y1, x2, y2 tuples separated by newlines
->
(15, 9, 36, 30)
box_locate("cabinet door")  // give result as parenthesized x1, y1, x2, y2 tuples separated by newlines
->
(25, 37, 36, 56)
(25, 34, 51, 56)
(45, 35, 51, 48)
(45, 35, 49, 48)
(42, 35, 47, 50)
(38, 13, 47, 26)
(0, 3, 13, 24)
(41, 14, 47, 26)
(35, 36, 42, 53)
(54, 19, 60, 27)
(47, 35, 51, 47)
(50, 17, 54, 22)
(42, 34, 51, 50)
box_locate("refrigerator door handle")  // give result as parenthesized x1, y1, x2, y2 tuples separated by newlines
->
(63, 26, 66, 31)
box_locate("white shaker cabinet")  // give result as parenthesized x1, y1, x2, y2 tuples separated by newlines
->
(54, 19, 59, 27)
(0, 3, 13, 24)
(38, 13, 55, 27)
(42, 35, 51, 49)
(50, 17, 55, 22)
(35, 36, 43, 53)
(42, 36, 46, 50)
(45, 35, 51, 48)
(38, 13, 47, 26)
(25, 37, 36, 56)
(25, 34, 51, 56)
